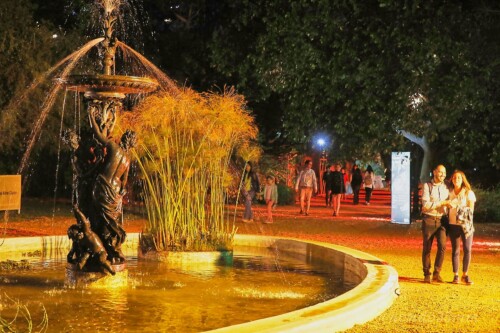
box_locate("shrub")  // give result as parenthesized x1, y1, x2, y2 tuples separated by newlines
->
(277, 183, 295, 205)
(473, 187, 500, 223)
(120, 88, 259, 251)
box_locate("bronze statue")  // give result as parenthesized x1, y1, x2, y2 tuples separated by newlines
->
(61, 0, 155, 275)
(89, 108, 137, 263)
(62, 129, 104, 219)
(67, 205, 116, 275)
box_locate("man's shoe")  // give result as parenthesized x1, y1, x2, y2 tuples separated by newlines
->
(452, 275, 459, 284)
(423, 275, 431, 284)
(432, 273, 444, 283)
(305, 212, 309, 216)
(462, 275, 473, 285)
(299, 210, 304, 215)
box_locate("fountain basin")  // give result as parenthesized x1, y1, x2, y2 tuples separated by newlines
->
(0, 234, 398, 332)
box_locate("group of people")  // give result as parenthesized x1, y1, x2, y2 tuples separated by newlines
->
(240, 160, 477, 286)
(421, 164, 476, 285)
(240, 162, 278, 224)
(295, 160, 377, 217)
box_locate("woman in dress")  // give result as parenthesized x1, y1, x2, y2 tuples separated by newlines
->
(448, 170, 476, 285)
(331, 163, 344, 216)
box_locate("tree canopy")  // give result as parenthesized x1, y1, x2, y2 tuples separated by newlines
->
(2, 0, 499, 187)
(204, 1, 499, 173)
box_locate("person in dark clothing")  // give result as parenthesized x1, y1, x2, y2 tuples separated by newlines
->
(331, 163, 345, 216)
(240, 161, 260, 222)
(385, 168, 392, 189)
(350, 164, 363, 205)
(322, 165, 334, 207)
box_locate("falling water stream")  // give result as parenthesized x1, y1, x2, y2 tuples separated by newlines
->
(15, 38, 104, 178)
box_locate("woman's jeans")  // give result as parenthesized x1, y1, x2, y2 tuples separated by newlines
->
(365, 187, 373, 203)
(448, 224, 473, 273)
(242, 190, 256, 220)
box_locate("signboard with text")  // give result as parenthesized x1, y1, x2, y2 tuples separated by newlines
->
(0, 175, 21, 212)
(391, 152, 410, 224)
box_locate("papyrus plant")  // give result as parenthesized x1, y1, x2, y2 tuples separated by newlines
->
(120, 88, 258, 252)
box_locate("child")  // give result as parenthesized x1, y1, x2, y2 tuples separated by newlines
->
(67, 205, 116, 275)
(263, 175, 278, 224)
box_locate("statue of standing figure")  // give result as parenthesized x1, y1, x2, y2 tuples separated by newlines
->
(64, 106, 137, 270)
(89, 108, 137, 264)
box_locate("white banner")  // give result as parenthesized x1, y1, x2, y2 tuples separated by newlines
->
(391, 152, 410, 224)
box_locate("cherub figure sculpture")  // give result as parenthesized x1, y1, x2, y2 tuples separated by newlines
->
(67, 205, 116, 275)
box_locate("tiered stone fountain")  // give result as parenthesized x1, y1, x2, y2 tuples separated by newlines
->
(59, 0, 158, 283)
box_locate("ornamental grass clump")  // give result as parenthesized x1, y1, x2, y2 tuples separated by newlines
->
(120, 88, 258, 252)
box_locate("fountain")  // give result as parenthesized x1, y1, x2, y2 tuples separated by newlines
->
(55, 0, 163, 278)
(0, 1, 399, 331)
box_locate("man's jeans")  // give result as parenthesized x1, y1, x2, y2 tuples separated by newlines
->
(422, 215, 447, 276)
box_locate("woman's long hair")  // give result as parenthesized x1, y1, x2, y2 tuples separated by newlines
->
(243, 161, 253, 180)
(451, 170, 472, 192)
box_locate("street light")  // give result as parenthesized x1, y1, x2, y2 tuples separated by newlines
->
(316, 137, 328, 195)
(317, 138, 326, 148)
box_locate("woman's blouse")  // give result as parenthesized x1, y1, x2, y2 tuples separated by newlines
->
(449, 188, 476, 225)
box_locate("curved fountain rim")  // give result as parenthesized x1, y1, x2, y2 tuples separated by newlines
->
(209, 234, 399, 333)
(0, 233, 399, 332)
(58, 74, 159, 95)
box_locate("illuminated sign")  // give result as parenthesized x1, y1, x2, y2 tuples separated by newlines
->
(391, 152, 410, 224)
(0, 175, 21, 212)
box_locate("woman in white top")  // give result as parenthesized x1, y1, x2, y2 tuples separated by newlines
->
(363, 165, 374, 205)
(448, 170, 476, 285)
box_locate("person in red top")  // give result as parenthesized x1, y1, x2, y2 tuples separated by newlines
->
(341, 167, 350, 200)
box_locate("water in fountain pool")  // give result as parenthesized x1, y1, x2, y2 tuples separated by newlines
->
(0, 245, 353, 332)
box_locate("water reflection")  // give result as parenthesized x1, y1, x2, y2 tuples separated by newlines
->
(0, 245, 355, 332)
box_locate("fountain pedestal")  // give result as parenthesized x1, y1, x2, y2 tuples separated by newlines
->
(65, 263, 128, 288)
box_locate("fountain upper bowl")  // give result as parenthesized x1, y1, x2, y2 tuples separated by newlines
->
(58, 74, 159, 97)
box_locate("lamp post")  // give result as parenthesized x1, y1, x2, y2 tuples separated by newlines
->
(317, 139, 327, 195)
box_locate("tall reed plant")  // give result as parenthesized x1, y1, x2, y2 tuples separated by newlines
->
(120, 88, 259, 252)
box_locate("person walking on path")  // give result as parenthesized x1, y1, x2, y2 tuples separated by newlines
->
(295, 160, 317, 216)
(421, 164, 451, 283)
(363, 165, 375, 205)
(323, 165, 334, 207)
(263, 175, 278, 223)
(240, 161, 260, 223)
(331, 163, 345, 216)
(448, 170, 476, 285)
(350, 164, 363, 205)
(341, 167, 351, 199)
